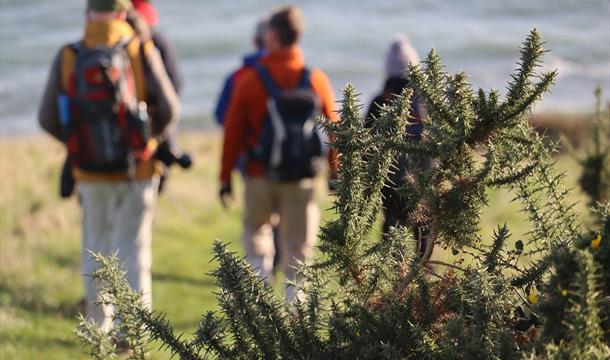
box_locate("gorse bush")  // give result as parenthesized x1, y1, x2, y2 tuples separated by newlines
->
(76, 30, 610, 359)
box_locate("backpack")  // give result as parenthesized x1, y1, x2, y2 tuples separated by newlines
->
(249, 64, 327, 181)
(64, 38, 151, 174)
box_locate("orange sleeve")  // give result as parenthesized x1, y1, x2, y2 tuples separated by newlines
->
(220, 71, 251, 183)
(311, 69, 338, 121)
(311, 69, 339, 173)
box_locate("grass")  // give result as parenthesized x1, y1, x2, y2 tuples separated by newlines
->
(0, 130, 590, 359)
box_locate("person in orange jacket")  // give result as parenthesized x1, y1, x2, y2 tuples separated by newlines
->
(219, 5, 338, 302)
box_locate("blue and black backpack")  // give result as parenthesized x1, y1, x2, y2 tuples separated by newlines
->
(249, 64, 328, 181)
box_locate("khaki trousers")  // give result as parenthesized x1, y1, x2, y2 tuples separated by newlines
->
(79, 178, 158, 331)
(243, 177, 319, 298)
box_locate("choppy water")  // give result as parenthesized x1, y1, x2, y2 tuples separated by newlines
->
(1, 0, 609, 135)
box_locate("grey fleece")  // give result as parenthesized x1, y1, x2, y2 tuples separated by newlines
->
(38, 41, 180, 143)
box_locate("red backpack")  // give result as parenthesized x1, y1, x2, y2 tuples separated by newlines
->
(63, 38, 152, 173)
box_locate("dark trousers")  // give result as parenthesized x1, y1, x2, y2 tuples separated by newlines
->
(381, 184, 431, 258)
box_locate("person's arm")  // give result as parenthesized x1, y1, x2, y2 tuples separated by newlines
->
(311, 69, 339, 174)
(219, 74, 250, 185)
(152, 31, 183, 95)
(143, 43, 180, 140)
(38, 50, 64, 143)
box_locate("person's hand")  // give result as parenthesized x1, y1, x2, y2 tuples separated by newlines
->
(219, 181, 233, 208)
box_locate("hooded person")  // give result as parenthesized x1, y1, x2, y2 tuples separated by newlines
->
(365, 34, 430, 255)
(366, 34, 423, 125)
(385, 34, 420, 77)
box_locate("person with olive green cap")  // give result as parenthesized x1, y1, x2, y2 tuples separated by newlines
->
(39, 0, 180, 332)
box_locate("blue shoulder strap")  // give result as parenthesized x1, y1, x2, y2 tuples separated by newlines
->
(255, 64, 312, 97)
(297, 67, 311, 89)
(68, 41, 83, 54)
(255, 64, 280, 99)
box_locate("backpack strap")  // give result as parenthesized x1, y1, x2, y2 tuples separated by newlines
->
(113, 36, 133, 50)
(256, 64, 313, 96)
(68, 41, 83, 54)
(297, 67, 311, 89)
(254, 64, 280, 99)
(58, 42, 83, 96)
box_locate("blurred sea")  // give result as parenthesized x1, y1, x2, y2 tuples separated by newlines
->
(1, 0, 609, 135)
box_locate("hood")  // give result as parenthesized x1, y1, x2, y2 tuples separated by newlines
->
(83, 19, 135, 48)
